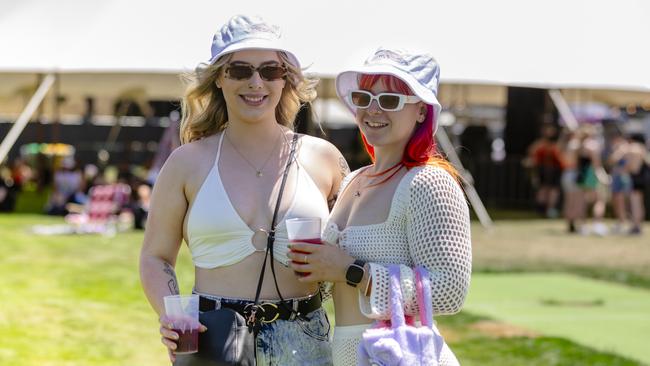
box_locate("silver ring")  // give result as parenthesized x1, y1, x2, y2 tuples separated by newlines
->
(304, 254, 308, 264)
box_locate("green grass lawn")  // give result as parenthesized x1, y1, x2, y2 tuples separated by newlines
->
(0, 214, 194, 365)
(439, 312, 642, 366)
(463, 273, 650, 365)
(0, 214, 646, 365)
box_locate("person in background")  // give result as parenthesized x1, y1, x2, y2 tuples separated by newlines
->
(0, 162, 18, 212)
(527, 124, 564, 218)
(625, 134, 649, 235)
(46, 156, 84, 215)
(10, 157, 32, 193)
(288, 48, 471, 365)
(607, 133, 632, 233)
(575, 125, 609, 235)
(147, 110, 182, 185)
(130, 181, 151, 230)
(558, 128, 581, 233)
(35, 152, 52, 193)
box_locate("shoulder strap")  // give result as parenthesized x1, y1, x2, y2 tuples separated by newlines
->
(267, 134, 300, 314)
(250, 134, 299, 314)
(214, 132, 225, 168)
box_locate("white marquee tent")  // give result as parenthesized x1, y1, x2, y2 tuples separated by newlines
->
(1, 0, 649, 119)
(2, 0, 649, 227)
(2, 0, 649, 89)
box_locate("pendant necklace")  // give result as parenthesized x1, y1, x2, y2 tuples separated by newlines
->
(353, 162, 403, 198)
(225, 126, 285, 178)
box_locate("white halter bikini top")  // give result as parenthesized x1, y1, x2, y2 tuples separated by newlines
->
(185, 133, 329, 268)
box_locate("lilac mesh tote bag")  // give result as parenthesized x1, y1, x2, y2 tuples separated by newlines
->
(358, 266, 445, 366)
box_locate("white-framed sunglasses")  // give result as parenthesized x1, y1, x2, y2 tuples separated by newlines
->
(348, 90, 421, 112)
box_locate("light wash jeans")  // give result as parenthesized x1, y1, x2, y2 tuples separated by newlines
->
(174, 294, 332, 365)
(255, 307, 331, 365)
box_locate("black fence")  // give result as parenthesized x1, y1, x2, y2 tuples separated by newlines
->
(3, 122, 648, 216)
(1, 122, 166, 167)
(463, 155, 534, 209)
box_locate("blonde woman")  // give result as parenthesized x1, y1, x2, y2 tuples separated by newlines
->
(140, 15, 347, 365)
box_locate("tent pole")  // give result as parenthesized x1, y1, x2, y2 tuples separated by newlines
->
(0, 73, 56, 163)
(52, 72, 61, 142)
(436, 126, 494, 229)
(548, 89, 579, 131)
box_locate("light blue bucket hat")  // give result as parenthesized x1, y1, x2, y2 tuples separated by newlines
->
(208, 15, 300, 69)
(336, 47, 442, 133)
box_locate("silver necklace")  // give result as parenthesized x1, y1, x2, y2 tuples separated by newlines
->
(224, 126, 284, 177)
(353, 163, 403, 197)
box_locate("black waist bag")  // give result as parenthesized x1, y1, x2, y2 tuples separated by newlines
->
(173, 308, 254, 366)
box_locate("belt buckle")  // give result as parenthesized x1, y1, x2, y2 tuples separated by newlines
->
(259, 302, 279, 323)
(243, 302, 280, 325)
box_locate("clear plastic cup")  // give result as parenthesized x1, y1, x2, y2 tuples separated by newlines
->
(286, 217, 322, 276)
(163, 294, 200, 354)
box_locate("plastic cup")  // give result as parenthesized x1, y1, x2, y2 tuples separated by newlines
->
(164, 294, 200, 354)
(286, 217, 322, 276)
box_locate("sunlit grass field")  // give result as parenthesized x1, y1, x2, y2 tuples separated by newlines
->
(464, 273, 650, 364)
(0, 214, 647, 365)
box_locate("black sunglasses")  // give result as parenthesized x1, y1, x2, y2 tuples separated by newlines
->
(224, 62, 287, 81)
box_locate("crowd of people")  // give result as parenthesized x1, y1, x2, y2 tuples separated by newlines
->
(0, 154, 152, 230)
(527, 124, 649, 235)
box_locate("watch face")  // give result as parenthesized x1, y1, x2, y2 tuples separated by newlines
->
(346, 265, 364, 284)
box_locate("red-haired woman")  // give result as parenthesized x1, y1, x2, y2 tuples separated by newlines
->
(288, 48, 472, 365)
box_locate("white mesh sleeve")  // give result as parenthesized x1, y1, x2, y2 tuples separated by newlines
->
(358, 263, 415, 317)
(359, 166, 472, 319)
(321, 169, 363, 302)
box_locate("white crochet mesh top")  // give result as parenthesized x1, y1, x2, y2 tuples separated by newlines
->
(323, 165, 472, 319)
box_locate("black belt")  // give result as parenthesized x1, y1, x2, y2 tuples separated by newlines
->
(199, 293, 321, 323)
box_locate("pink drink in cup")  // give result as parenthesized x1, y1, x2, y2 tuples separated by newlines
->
(164, 294, 200, 354)
(286, 217, 322, 277)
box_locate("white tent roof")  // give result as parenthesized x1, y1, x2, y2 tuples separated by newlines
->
(1, 0, 649, 91)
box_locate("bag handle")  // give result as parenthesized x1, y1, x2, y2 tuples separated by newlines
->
(415, 266, 433, 328)
(388, 265, 406, 328)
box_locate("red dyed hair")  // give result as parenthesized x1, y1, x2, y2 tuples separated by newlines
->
(358, 74, 458, 180)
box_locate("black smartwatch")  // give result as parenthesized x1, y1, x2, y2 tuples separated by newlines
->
(345, 260, 366, 287)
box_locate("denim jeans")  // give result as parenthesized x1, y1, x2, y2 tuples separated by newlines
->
(255, 307, 331, 365)
(174, 295, 332, 366)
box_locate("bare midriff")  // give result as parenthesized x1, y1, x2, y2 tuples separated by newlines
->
(194, 252, 319, 300)
(332, 284, 373, 326)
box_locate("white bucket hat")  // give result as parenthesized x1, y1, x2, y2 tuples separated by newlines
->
(336, 47, 441, 132)
(208, 15, 300, 69)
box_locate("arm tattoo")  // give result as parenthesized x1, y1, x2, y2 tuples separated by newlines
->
(163, 262, 179, 295)
(328, 157, 350, 210)
(338, 156, 351, 179)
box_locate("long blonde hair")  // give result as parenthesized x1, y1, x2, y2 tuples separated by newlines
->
(180, 52, 318, 144)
